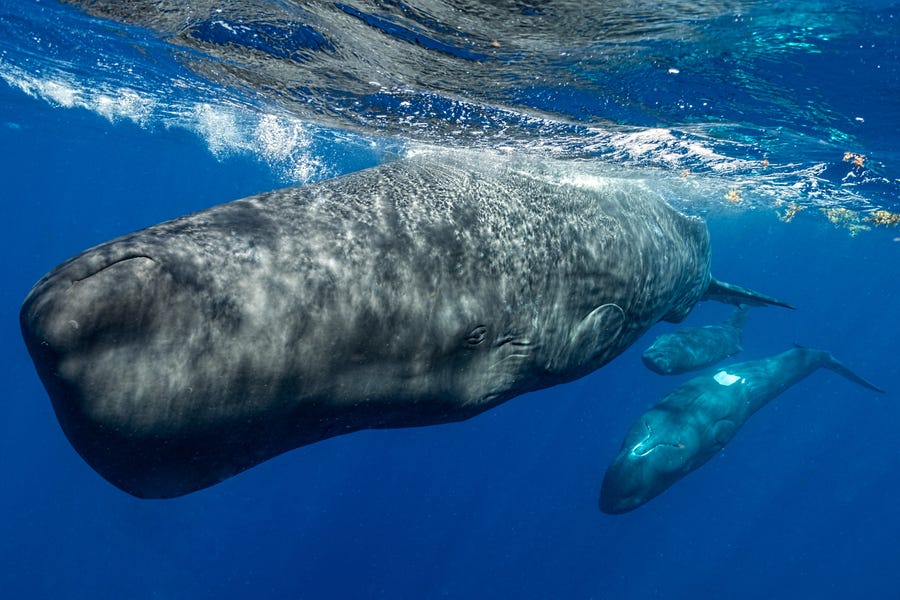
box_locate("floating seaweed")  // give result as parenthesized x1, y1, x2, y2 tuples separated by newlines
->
(869, 210, 900, 227)
(822, 207, 871, 236)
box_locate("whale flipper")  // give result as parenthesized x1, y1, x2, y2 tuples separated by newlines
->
(703, 277, 795, 309)
(555, 303, 625, 372)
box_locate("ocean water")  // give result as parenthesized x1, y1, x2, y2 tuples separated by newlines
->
(1, 1, 899, 598)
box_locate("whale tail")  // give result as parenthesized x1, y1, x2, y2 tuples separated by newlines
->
(797, 345, 886, 393)
(703, 277, 795, 310)
(725, 304, 752, 332)
(825, 358, 885, 393)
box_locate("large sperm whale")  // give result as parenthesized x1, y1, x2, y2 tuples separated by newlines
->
(600, 346, 884, 514)
(642, 304, 751, 375)
(20, 152, 793, 499)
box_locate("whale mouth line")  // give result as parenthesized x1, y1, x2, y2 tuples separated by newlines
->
(71, 254, 158, 284)
(630, 422, 685, 457)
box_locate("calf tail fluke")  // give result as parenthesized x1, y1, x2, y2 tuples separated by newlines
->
(791, 343, 886, 393)
(824, 353, 886, 393)
(726, 304, 752, 331)
(703, 277, 795, 310)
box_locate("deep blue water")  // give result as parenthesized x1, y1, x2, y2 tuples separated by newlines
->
(2, 1, 900, 599)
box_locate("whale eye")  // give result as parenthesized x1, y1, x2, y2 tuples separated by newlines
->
(466, 325, 488, 346)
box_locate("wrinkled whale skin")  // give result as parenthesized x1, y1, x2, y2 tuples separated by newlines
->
(22, 154, 776, 498)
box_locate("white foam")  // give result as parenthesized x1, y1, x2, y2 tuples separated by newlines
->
(1, 66, 156, 125)
(193, 103, 250, 157)
(94, 89, 157, 125)
(254, 113, 323, 181)
(604, 127, 756, 173)
(2, 62, 888, 215)
(1, 63, 332, 183)
(39, 79, 79, 108)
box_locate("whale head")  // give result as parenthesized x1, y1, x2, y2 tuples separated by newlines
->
(599, 409, 698, 514)
(640, 343, 677, 375)
(18, 222, 282, 498)
(22, 243, 198, 497)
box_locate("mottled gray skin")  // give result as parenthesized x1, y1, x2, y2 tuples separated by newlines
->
(642, 305, 750, 375)
(601, 347, 884, 514)
(21, 154, 787, 499)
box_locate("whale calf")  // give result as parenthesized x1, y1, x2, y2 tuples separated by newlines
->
(600, 346, 884, 514)
(641, 304, 751, 375)
(21, 153, 793, 498)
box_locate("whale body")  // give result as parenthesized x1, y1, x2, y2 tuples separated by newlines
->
(642, 305, 750, 375)
(20, 153, 792, 498)
(600, 346, 884, 514)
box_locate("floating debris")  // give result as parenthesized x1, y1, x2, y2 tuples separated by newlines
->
(843, 152, 866, 168)
(822, 207, 871, 236)
(779, 203, 806, 223)
(724, 188, 742, 204)
(869, 210, 900, 226)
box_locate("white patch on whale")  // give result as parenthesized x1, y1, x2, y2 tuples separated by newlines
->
(713, 370, 742, 386)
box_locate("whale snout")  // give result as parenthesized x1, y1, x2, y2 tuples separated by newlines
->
(599, 459, 648, 514)
(600, 450, 666, 514)
(20, 247, 178, 437)
(20, 241, 281, 499)
(641, 349, 672, 375)
(19, 246, 204, 497)
(21, 252, 165, 367)
(600, 417, 693, 514)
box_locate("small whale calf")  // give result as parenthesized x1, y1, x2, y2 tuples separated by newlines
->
(20, 152, 793, 498)
(600, 346, 884, 514)
(642, 305, 751, 375)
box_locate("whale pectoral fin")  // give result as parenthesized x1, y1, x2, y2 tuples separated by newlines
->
(710, 419, 737, 448)
(556, 303, 625, 372)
